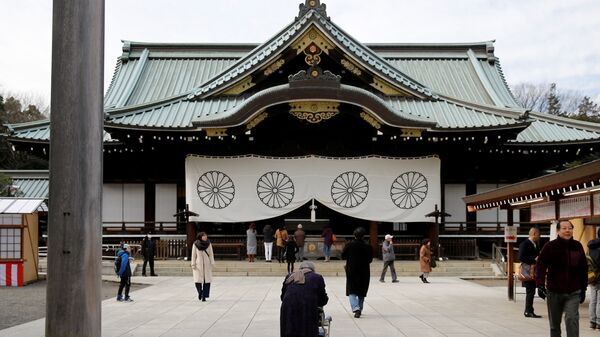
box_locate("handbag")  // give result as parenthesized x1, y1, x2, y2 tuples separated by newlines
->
(518, 263, 535, 282)
(430, 258, 437, 268)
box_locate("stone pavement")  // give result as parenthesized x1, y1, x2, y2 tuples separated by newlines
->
(0, 274, 596, 337)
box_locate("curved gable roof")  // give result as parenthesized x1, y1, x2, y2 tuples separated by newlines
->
(186, 9, 435, 100)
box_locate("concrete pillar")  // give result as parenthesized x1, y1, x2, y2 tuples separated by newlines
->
(46, 1, 104, 336)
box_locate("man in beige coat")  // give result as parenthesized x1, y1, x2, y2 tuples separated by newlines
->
(191, 232, 216, 301)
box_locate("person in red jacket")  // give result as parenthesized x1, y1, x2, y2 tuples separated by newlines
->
(536, 220, 588, 337)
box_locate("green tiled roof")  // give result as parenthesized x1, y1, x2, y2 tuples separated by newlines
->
(513, 112, 600, 144)
(7, 119, 113, 142)
(4, 4, 600, 146)
(0, 171, 49, 199)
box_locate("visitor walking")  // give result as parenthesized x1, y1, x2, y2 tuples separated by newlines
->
(191, 232, 215, 301)
(419, 239, 432, 283)
(379, 234, 398, 283)
(537, 220, 587, 337)
(342, 227, 373, 318)
(141, 234, 157, 277)
(116, 244, 133, 302)
(589, 228, 600, 329)
(518, 227, 541, 318)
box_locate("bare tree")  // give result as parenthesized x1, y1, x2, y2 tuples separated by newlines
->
(511, 83, 549, 112)
(511, 82, 586, 115)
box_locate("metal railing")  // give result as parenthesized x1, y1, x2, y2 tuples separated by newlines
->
(492, 243, 506, 275)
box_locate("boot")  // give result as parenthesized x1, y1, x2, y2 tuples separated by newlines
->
(195, 283, 203, 301)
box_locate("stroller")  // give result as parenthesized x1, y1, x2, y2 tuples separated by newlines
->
(318, 307, 332, 337)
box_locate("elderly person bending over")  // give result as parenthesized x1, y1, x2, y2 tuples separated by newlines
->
(280, 261, 328, 337)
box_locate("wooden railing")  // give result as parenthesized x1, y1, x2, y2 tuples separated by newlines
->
(439, 239, 479, 260)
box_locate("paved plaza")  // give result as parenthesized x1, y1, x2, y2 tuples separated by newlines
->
(0, 274, 596, 337)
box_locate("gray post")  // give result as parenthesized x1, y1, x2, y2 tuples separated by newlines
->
(46, 1, 104, 336)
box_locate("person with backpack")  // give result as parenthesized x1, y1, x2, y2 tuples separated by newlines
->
(116, 244, 133, 302)
(588, 228, 600, 329)
(191, 232, 215, 301)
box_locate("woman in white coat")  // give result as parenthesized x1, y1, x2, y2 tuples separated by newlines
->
(191, 232, 215, 301)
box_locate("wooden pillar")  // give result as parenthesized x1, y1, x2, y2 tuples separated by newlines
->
(186, 221, 196, 259)
(144, 182, 155, 233)
(506, 208, 514, 301)
(46, 0, 104, 336)
(369, 221, 378, 257)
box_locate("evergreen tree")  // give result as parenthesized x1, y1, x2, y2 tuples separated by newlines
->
(0, 95, 48, 169)
(575, 96, 600, 122)
(546, 83, 563, 115)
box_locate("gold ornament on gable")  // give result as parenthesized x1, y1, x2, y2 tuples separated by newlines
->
(246, 111, 268, 130)
(263, 59, 285, 77)
(289, 101, 340, 123)
(293, 27, 334, 56)
(360, 111, 381, 129)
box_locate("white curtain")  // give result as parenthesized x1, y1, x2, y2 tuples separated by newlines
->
(186, 155, 440, 223)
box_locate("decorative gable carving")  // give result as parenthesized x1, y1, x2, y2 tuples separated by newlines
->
(293, 26, 335, 56)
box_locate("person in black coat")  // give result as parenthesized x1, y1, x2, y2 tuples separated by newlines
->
(280, 261, 328, 337)
(284, 237, 299, 274)
(518, 227, 541, 318)
(342, 227, 373, 318)
(141, 234, 157, 276)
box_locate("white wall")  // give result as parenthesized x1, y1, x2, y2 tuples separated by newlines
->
(476, 184, 519, 226)
(155, 184, 177, 228)
(102, 183, 144, 227)
(444, 184, 466, 226)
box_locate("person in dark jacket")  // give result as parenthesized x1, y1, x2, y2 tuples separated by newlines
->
(321, 225, 334, 262)
(117, 244, 133, 302)
(294, 224, 306, 261)
(536, 220, 587, 337)
(263, 224, 274, 262)
(342, 227, 373, 318)
(284, 237, 299, 273)
(280, 261, 328, 337)
(518, 227, 541, 318)
(141, 234, 157, 276)
(588, 229, 600, 329)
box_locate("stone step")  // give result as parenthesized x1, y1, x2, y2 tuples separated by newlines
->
(38, 259, 498, 278)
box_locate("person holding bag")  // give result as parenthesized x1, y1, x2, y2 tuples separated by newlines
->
(419, 239, 432, 283)
(518, 227, 541, 318)
(191, 232, 215, 301)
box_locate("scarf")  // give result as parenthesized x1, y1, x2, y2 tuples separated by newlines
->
(194, 239, 210, 251)
(284, 268, 312, 285)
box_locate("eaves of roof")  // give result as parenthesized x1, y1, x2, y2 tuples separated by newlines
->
(463, 159, 600, 208)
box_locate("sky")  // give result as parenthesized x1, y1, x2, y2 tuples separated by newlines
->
(1, 0, 600, 108)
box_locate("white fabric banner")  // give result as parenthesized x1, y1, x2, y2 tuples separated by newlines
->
(185, 155, 440, 223)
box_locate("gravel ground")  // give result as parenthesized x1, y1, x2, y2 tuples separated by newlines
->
(0, 280, 147, 331)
